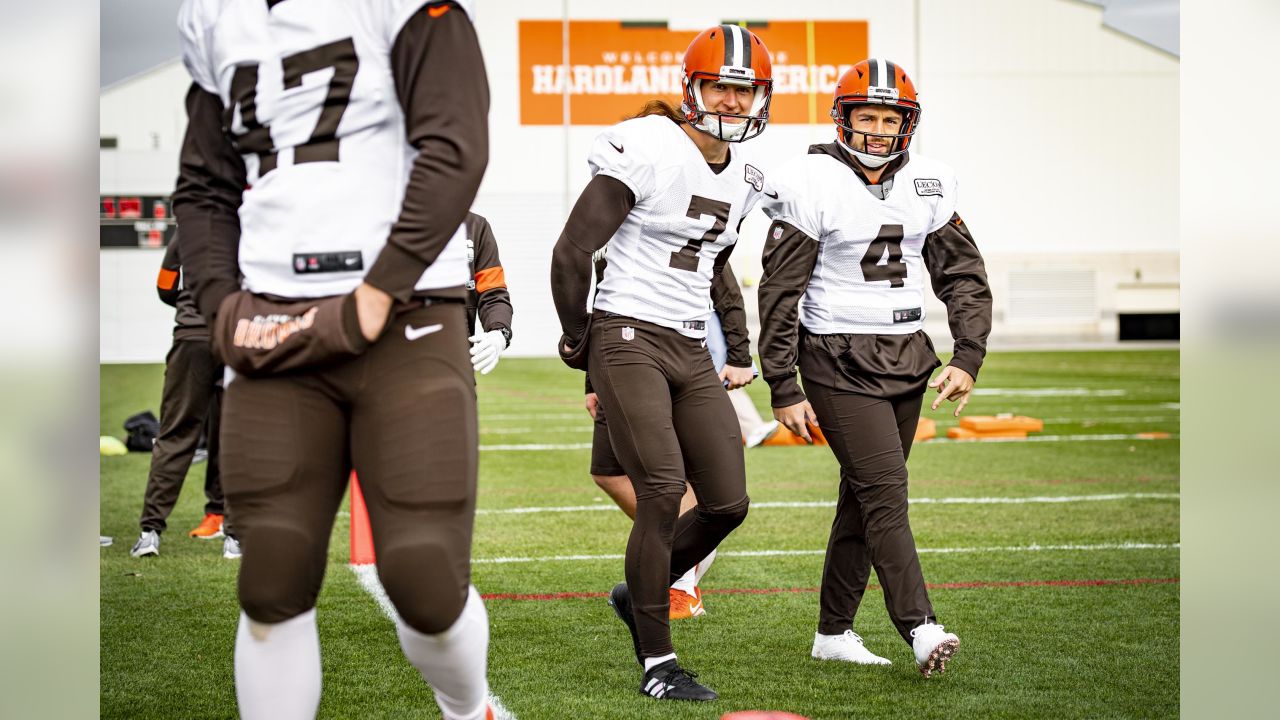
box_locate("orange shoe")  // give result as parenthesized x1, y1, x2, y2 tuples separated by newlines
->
(188, 513, 224, 539)
(669, 587, 706, 619)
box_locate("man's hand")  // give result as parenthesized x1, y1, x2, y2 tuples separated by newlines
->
(469, 329, 507, 375)
(353, 283, 394, 342)
(929, 365, 976, 416)
(585, 392, 600, 420)
(773, 400, 818, 444)
(719, 365, 755, 391)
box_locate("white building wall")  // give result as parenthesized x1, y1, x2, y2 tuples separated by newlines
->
(99, 0, 1178, 362)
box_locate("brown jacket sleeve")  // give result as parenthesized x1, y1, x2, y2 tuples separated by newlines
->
(710, 262, 752, 368)
(157, 237, 182, 308)
(922, 213, 992, 379)
(364, 3, 490, 301)
(469, 214, 513, 336)
(758, 220, 820, 407)
(550, 175, 635, 346)
(171, 83, 247, 325)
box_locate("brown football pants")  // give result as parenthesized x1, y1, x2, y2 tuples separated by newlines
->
(139, 338, 231, 535)
(588, 313, 750, 658)
(221, 300, 477, 634)
(805, 383, 936, 645)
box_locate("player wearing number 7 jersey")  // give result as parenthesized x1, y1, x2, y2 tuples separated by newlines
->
(550, 25, 772, 702)
(758, 59, 992, 676)
(175, 1, 493, 718)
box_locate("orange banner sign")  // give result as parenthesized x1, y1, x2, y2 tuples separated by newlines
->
(519, 20, 869, 126)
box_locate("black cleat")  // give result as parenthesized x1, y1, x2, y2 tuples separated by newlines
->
(608, 582, 643, 665)
(640, 659, 718, 701)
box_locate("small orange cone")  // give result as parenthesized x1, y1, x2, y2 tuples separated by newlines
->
(350, 473, 376, 565)
(915, 417, 937, 441)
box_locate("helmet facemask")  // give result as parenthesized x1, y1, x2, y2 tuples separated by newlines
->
(832, 96, 920, 168)
(682, 71, 773, 143)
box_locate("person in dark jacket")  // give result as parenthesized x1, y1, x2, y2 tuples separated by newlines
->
(130, 233, 238, 560)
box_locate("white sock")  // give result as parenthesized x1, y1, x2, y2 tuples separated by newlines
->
(693, 549, 716, 584)
(234, 610, 321, 720)
(670, 567, 697, 594)
(396, 586, 490, 720)
(671, 549, 717, 594)
(644, 653, 678, 673)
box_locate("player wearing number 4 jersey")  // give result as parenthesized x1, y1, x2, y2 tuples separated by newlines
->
(551, 24, 772, 702)
(759, 59, 992, 677)
(175, 1, 493, 718)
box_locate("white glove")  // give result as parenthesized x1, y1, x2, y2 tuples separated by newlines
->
(469, 329, 507, 375)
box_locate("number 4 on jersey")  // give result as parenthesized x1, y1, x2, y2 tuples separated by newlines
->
(861, 224, 908, 287)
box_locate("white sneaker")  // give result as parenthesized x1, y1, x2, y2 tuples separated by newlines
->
(222, 536, 242, 559)
(745, 420, 780, 448)
(130, 530, 160, 558)
(811, 630, 892, 665)
(910, 623, 960, 677)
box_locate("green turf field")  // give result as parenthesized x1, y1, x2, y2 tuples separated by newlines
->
(100, 350, 1179, 719)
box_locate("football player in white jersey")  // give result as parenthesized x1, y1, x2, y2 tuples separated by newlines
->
(172, 1, 494, 718)
(550, 25, 772, 702)
(758, 59, 992, 677)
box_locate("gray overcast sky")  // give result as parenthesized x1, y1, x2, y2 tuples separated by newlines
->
(101, 0, 182, 88)
(99, 0, 1175, 89)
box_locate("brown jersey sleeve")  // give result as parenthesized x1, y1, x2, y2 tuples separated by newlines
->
(922, 213, 992, 379)
(468, 214, 513, 336)
(172, 83, 247, 326)
(550, 175, 636, 346)
(758, 220, 821, 407)
(710, 262, 752, 368)
(157, 236, 182, 308)
(363, 2, 490, 301)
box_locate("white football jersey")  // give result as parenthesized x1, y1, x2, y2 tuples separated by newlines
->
(589, 115, 766, 339)
(762, 151, 958, 335)
(177, 0, 475, 299)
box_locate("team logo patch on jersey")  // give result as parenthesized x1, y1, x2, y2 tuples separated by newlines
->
(744, 164, 764, 192)
(622, 326, 635, 341)
(914, 179, 943, 197)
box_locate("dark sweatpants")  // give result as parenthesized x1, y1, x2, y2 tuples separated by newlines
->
(806, 383, 935, 644)
(221, 300, 478, 634)
(139, 338, 231, 535)
(587, 313, 749, 658)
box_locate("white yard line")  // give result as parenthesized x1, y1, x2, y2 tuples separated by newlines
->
(471, 492, 1178, 516)
(471, 541, 1179, 565)
(349, 565, 518, 720)
(971, 388, 1128, 397)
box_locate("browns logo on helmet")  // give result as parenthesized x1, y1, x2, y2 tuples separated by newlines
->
(830, 58, 921, 167)
(679, 24, 774, 142)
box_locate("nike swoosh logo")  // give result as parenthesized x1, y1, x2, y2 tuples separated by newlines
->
(404, 323, 444, 341)
(608, 141, 624, 153)
(764, 190, 779, 199)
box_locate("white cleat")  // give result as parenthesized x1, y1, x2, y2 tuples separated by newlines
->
(910, 623, 960, 678)
(811, 630, 892, 665)
(222, 536, 242, 559)
(130, 530, 160, 558)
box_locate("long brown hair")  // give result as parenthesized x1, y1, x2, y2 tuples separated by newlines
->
(629, 99, 686, 124)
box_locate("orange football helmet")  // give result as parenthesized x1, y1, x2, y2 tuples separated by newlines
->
(830, 59, 921, 167)
(680, 25, 773, 142)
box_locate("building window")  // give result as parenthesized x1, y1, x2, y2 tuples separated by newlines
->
(100, 136, 118, 149)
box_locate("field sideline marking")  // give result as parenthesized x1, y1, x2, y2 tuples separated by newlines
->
(472, 492, 1179, 516)
(478, 433, 1178, 451)
(350, 565, 518, 720)
(471, 541, 1179, 565)
(480, 576, 1179, 602)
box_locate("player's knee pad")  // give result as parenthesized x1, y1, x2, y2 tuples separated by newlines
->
(377, 537, 469, 635)
(237, 524, 326, 624)
(698, 494, 750, 534)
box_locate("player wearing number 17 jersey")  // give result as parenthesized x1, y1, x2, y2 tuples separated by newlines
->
(758, 59, 992, 676)
(174, 1, 492, 718)
(550, 24, 772, 702)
